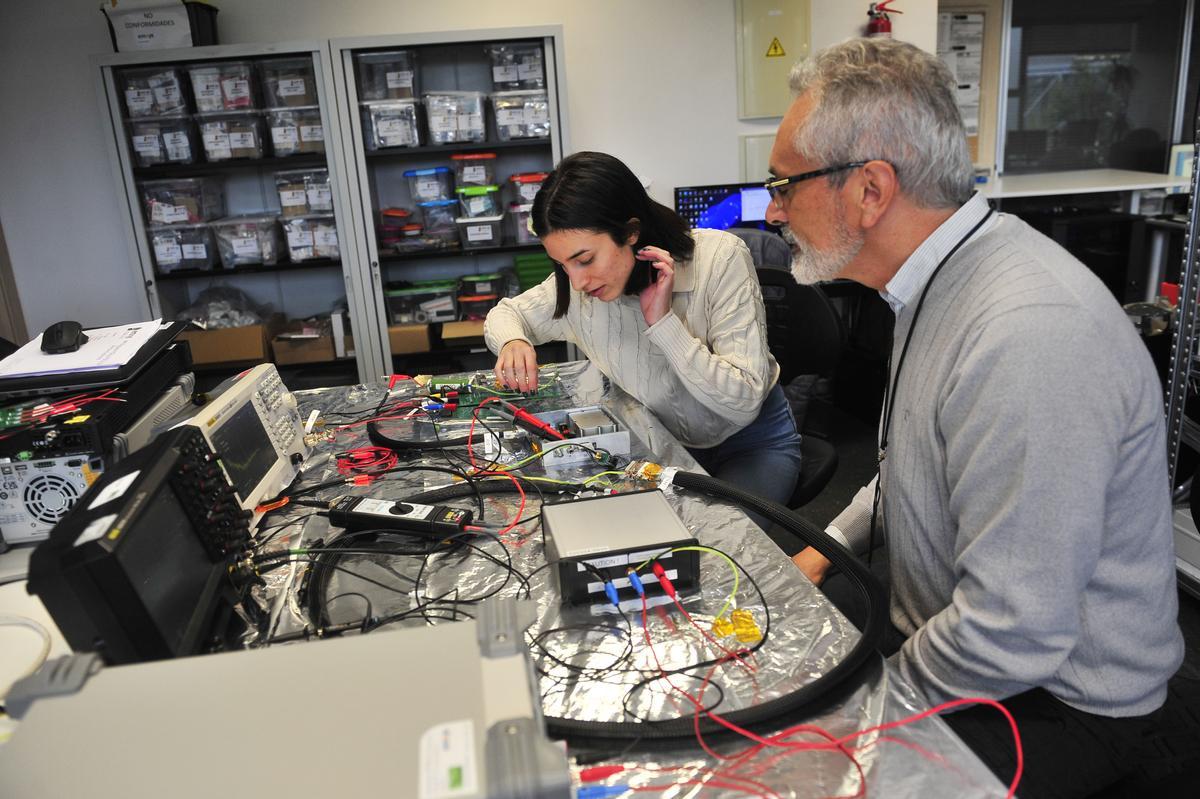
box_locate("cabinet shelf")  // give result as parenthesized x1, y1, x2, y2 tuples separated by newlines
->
(132, 154, 329, 180)
(380, 244, 541, 265)
(365, 138, 550, 160)
(154, 258, 342, 281)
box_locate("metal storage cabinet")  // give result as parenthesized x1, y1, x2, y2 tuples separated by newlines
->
(93, 40, 376, 383)
(329, 26, 570, 377)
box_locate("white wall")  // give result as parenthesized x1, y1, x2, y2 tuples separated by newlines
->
(0, 0, 936, 339)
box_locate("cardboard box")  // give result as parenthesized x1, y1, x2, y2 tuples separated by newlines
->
(179, 315, 283, 366)
(441, 320, 486, 343)
(272, 321, 334, 365)
(389, 324, 431, 354)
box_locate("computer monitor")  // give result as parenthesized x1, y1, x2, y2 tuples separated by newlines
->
(674, 182, 774, 231)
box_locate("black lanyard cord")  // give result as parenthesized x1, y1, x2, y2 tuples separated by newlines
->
(867, 207, 995, 564)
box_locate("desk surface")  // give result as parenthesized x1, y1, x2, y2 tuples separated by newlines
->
(0, 362, 1008, 797)
(980, 168, 1190, 198)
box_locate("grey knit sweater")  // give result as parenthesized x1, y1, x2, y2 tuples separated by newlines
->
(880, 212, 1183, 716)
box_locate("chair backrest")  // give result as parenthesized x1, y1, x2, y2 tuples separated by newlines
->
(730, 226, 792, 271)
(755, 267, 845, 383)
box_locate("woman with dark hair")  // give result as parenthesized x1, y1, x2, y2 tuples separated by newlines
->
(483, 151, 802, 512)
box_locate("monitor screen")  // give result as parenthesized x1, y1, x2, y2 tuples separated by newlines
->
(210, 402, 276, 502)
(674, 183, 774, 231)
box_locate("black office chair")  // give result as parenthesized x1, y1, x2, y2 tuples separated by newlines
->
(731, 227, 846, 508)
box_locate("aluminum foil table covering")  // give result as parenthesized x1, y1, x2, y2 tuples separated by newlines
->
(260, 360, 1007, 798)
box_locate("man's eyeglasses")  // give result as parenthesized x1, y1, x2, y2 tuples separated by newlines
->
(763, 161, 870, 206)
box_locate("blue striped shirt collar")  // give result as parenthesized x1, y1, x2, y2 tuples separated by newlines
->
(881, 193, 995, 315)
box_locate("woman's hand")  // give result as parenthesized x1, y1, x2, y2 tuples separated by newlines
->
(791, 547, 833, 586)
(636, 245, 676, 327)
(495, 340, 539, 392)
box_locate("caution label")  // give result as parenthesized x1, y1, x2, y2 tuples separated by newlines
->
(766, 37, 786, 57)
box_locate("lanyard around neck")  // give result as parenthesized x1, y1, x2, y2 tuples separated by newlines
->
(877, 207, 995, 465)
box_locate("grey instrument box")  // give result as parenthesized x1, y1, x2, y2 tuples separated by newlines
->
(0, 600, 570, 799)
(543, 489, 699, 604)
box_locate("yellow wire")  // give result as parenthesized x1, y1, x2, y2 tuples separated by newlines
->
(633, 545, 741, 622)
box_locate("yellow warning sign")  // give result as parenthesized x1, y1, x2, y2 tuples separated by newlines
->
(766, 37, 786, 57)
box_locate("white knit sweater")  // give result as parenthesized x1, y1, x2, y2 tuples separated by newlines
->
(484, 229, 780, 448)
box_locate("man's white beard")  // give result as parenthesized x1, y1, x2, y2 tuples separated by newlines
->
(781, 220, 863, 285)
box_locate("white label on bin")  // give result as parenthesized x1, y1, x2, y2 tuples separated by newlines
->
(307, 187, 331, 208)
(154, 240, 182, 265)
(429, 113, 455, 134)
(152, 203, 190, 224)
(496, 108, 523, 127)
(377, 118, 414, 145)
(272, 126, 299, 146)
(525, 106, 549, 125)
(182, 243, 207, 259)
(467, 196, 489, 215)
(125, 89, 153, 114)
(307, 187, 332, 209)
(194, 78, 222, 109)
(223, 78, 251, 101)
(203, 131, 232, 159)
(416, 178, 442, 200)
(154, 85, 181, 107)
(232, 236, 260, 257)
(518, 183, 540, 202)
(315, 228, 338, 247)
(492, 65, 519, 83)
(163, 131, 191, 160)
(386, 70, 413, 90)
(518, 62, 544, 81)
(279, 189, 307, 207)
(466, 224, 494, 243)
(462, 165, 487, 183)
(300, 124, 324, 142)
(458, 113, 483, 133)
(287, 230, 314, 248)
(475, 281, 492, 293)
(133, 134, 162, 156)
(278, 78, 307, 97)
(230, 130, 257, 149)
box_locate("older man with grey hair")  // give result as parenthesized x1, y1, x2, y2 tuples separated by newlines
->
(768, 37, 1191, 797)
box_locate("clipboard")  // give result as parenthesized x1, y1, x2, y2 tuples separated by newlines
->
(0, 321, 189, 399)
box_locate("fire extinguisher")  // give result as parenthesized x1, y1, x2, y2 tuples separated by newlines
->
(867, 1, 902, 38)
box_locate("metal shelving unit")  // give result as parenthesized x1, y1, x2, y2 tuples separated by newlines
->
(1164, 140, 1200, 596)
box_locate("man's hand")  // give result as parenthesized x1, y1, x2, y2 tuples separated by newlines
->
(791, 547, 833, 586)
(495, 340, 538, 392)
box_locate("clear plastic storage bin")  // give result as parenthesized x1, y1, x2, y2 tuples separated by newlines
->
(492, 90, 550, 141)
(507, 171, 549, 203)
(129, 116, 197, 167)
(485, 43, 545, 90)
(260, 57, 317, 107)
(386, 282, 458, 323)
(275, 169, 332, 217)
(451, 152, 497, 187)
(282, 215, 339, 262)
(456, 185, 500, 218)
(405, 167, 454, 202)
(212, 215, 280, 267)
(120, 66, 188, 118)
(199, 112, 265, 160)
(455, 214, 503, 249)
(362, 100, 421, 150)
(417, 199, 460, 242)
(188, 62, 257, 112)
(356, 50, 419, 100)
(149, 224, 216, 272)
(459, 273, 506, 295)
(140, 178, 225, 224)
(267, 107, 325, 156)
(424, 92, 485, 144)
(457, 294, 500, 320)
(508, 203, 538, 244)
